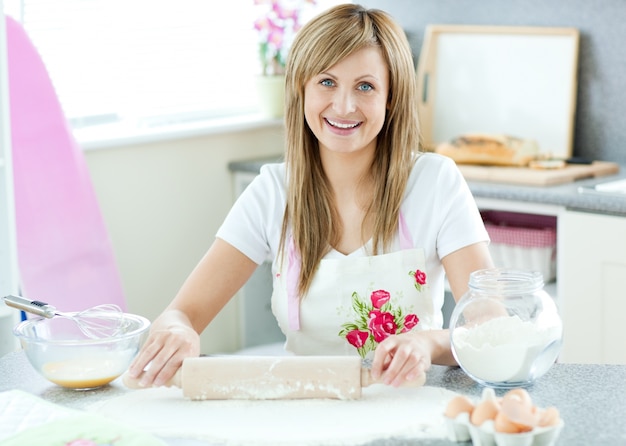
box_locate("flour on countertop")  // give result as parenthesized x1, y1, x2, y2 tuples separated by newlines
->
(89, 385, 456, 445)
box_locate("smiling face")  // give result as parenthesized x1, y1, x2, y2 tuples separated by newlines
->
(303, 46, 389, 157)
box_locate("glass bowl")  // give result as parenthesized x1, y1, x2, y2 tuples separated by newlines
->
(450, 269, 563, 388)
(13, 312, 150, 389)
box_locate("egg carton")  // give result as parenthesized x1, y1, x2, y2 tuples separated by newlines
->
(445, 388, 564, 446)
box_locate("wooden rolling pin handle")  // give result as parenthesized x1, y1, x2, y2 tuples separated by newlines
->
(360, 367, 426, 388)
(122, 369, 183, 389)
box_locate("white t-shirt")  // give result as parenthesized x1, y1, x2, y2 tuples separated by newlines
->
(216, 152, 489, 317)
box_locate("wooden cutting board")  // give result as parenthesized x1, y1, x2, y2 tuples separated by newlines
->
(458, 161, 620, 186)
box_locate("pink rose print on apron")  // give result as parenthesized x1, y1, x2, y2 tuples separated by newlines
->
(339, 269, 427, 358)
(410, 268, 427, 291)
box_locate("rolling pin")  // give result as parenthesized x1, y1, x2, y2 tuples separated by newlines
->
(123, 355, 425, 400)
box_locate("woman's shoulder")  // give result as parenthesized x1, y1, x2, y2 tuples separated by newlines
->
(259, 161, 286, 174)
(413, 151, 456, 169)
(253, 162, 287, 190)
(404, 152, 467, 200)
(410, 152, 460, 178)
(258, 162, 287, 184)
(233, 161, 287, 207)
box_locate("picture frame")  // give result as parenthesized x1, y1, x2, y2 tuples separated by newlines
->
(416, 25, 580, 159)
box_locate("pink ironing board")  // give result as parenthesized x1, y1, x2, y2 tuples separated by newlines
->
(6, 16, 126, 312)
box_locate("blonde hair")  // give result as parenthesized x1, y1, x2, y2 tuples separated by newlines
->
(280, 3, 421, 297)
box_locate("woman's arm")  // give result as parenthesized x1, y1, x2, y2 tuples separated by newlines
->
(127, 238, 258, 387)
(443, 240, 494, 306)
(370, 241, 493, 386)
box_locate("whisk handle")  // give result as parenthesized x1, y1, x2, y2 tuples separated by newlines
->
(2, 295, 56, 318)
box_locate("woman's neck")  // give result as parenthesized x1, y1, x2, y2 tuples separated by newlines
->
(320, 148, 376, 254)
(320, 148, 374, 194)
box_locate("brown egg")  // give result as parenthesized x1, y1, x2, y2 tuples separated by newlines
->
(444, 395, 475, 418)
(494, 411, 533, 433)
(501, 388, 537, 428)
(537, 406, 561, 427)
(470, 398, 500, 426)
(505, 388, 533, 406)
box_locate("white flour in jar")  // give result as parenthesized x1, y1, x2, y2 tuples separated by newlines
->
(452, 314, 561, 383)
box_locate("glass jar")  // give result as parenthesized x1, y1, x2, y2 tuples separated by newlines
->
(449, 268, 562, 388)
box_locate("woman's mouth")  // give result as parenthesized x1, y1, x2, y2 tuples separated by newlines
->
(325, 118, 362, 130)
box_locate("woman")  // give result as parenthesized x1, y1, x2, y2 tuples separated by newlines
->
(128, 3, 493, 388)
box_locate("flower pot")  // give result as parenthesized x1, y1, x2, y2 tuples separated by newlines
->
(256, 75, 285, 118)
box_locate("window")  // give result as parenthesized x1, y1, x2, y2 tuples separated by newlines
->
(3, 0, 342, 133)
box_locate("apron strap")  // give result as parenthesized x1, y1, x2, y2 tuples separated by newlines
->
(398, 210, 414, 250)
(286, 211, 413, 331)
(286, 235, 301, 331)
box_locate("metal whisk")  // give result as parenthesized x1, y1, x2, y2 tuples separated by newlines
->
(3, 294, 125, 339)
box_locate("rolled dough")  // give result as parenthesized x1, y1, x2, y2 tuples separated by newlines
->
(89, 385, 458, 445)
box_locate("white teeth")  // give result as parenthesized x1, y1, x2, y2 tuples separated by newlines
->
(327, 119, 359, 129)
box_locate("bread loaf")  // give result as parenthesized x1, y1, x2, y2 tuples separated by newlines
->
(435, 134, 539, 166)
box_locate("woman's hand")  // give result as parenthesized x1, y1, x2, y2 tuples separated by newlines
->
(126, 239, 259, 388)
(369, 331, 434, 387)
(126, 311, 200, 387)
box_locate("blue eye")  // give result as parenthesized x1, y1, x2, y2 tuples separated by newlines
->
(320, 79, 334, 87)
(358, 83, 373, 91)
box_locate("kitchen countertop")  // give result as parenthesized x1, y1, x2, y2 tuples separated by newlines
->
(228, 156, 626, 216)
(1, 350, 625, 445)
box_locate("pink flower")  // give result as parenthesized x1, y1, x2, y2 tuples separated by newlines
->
(402, 314, 419, 332)
(346, 329, 369, 348)
(254, 0, 317, 75)
(414, 270, 427, 285)
(370, 289, 391, 309)
(254, 16, 269, 32)
(273, 1, 298, 20)
(267, 27, 284, 48)
(368, 311, 397, 342)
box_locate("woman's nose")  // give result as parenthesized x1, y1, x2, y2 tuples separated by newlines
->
(332, 88, 356, 115)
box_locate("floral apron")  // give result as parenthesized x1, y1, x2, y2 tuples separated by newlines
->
(271, 213, 436, 359)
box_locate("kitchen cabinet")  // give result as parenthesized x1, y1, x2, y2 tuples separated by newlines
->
(557, 210, 626, 364)
(474, 197, 561, 302)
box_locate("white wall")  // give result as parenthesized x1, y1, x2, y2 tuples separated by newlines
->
(83, 124, 284, 354)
